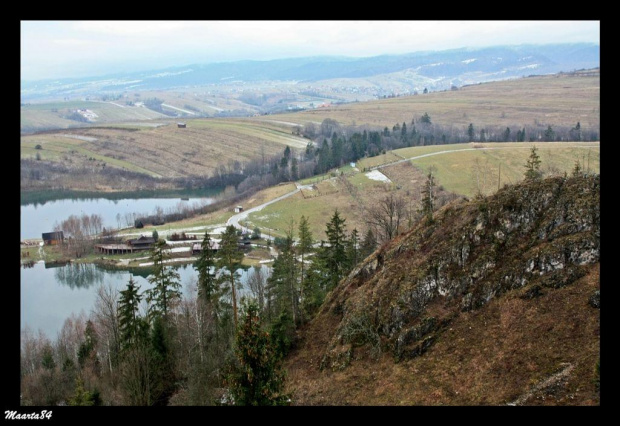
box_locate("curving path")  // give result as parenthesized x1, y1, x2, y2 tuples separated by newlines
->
(226, 183, 314, 239)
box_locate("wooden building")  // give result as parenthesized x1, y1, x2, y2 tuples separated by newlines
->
(42, 231, 64, 245)
(177, 122, 186, 128)
(192, 240, 220, 255)
(127, 236, 156, 250)
(95, 235, 156, 255)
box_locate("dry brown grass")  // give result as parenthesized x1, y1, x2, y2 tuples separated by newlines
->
(22, 119, 311, 179)
(266, 73, 600, 130)
(284, 265, 600, 405)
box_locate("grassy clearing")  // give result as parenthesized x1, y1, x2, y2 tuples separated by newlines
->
(409, 143, 600, 198)
(20, 134, 160, 176)
(357, 152, 402, 170)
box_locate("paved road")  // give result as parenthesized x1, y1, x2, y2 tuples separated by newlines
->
(226, 183, 314, 240)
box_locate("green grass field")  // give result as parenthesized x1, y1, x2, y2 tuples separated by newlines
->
(399, 142, 600, 198)
(243, 142, 600, 240)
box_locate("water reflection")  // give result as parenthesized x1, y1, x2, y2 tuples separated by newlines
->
(54, 263, 105, 289)
(22, 261, 271, 338)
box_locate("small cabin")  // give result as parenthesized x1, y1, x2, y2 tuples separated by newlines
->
(42, 231, 64, 245)
(127, 235, 156, 250)
(234, 205, 243, 213)
(177, 122, 186, 128)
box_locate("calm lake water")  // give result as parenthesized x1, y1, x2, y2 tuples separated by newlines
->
(21, 196, 216, 241)
(21, 262, 270, 339)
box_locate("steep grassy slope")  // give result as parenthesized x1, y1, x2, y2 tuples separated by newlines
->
(20, 119, 311, 184)
(285, 175, 600, 405)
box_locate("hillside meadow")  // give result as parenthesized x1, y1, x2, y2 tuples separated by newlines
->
(255, 72, 600, 131)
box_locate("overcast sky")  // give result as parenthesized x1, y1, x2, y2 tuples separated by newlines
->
(21, 20, 600, 81)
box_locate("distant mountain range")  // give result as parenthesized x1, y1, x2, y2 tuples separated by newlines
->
(21, 43, 599, 100)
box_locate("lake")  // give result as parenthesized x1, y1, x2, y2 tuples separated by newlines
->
(21, 195, 217, 241)
(21, 261, 270, 339)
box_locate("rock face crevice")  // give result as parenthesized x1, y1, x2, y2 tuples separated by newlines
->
(319, 175, 600, 367)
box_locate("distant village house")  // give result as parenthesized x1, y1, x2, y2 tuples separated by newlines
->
(234, 205, 243, 213)
(177, 122, 186, 128)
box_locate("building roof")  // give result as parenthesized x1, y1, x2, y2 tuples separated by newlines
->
(128, 236, 156, 245)
(192, 241, 220, 251)
(42, 231, 64, 241)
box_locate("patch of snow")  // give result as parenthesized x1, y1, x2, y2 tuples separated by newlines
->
(365, 170, 392, 183)
(138, 257, 197, 267)
(461, 58, 477, 64)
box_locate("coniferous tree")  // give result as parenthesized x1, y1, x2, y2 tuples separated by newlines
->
(324, 209, 348, 290)
(196, 232, 218, 306)
(524, 146, 542, 181)
(68, 377, 95, 406)
(468, 123, 475, 142)
(145, 240, 181, 319)
(544, 125, 556, 142)
(360, 228, 377, 259)
(118, 276, 143, 350)
(77, 319, 98, 371)
(117, 276, 153, 406)
(291, 157, 299, 181)
(217, 225, 244, 330)
(420, 169, 436, 223)
(226, 303, 289, 406)
(503, 127, 511, 142)
(346, 228, 360, 270)
(297, 215, 313, 320)
(149, 315, 176, 406)
(266, 230, 298, 324)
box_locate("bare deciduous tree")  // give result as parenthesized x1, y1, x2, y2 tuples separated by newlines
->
(365, 193, 407, 243)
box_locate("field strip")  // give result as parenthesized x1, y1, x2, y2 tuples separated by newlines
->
(162, 103, 197, 115)
(373, 144, 600, 171)
(59, 134, 98, 142)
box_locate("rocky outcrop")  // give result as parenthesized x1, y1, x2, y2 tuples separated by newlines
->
(318, 175, 600, 364)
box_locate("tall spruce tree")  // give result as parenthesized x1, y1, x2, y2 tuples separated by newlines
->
(226, 303, 289, 406)
(196, 232, 218, 306)
(266, 230, 298, 324)
(420, 169, 436, 223)
(297, 215, 313, 320)
(324, 209, 348, 290)
(118, 276, 143, 351)
(360, 228, 377, 259)
(145, 240, 181, 319)
(217, 225, 244, 330)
